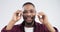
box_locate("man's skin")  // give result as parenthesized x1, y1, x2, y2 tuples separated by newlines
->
(6, 4, 55, 32)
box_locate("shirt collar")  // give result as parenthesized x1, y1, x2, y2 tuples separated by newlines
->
(19, 21, 38, 32)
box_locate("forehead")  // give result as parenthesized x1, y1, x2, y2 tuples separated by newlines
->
(23, 4, 35, 10)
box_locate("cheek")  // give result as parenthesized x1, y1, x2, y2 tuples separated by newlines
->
(32, 13, 36, 16)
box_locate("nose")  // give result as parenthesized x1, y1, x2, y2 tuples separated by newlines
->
(27, 12, 31, 16)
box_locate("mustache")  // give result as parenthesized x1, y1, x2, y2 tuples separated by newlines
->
(23, 16, 35, 19)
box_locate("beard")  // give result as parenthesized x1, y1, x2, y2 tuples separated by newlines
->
(23, 15, 35, 25)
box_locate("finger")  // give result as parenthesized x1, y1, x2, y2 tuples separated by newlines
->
(16, 10, 22, 13)
(37, 14, 42, 19)
(38, 12, 45, 16)
(19, 11, 23, 17)
(15, 10, 23, 16)
(39, 19, 43, 22)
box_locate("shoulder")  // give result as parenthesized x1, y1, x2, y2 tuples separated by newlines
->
(36, 22, 58, 32)
(35, 22, 44, 27)
(12, 24, 22, 28)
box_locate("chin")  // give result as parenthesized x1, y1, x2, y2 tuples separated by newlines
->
(26, 21, 32, 23)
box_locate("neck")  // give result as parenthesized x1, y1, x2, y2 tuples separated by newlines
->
(25, 21, 34, 27)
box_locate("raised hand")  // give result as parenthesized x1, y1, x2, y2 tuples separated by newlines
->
(12, 10, 23, 22)
(6, 10, 23, 30)
(37, 12, 48, 24)
(37, 12, 55, 32)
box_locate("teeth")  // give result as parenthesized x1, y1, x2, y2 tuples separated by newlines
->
(27, 18, 31, 20)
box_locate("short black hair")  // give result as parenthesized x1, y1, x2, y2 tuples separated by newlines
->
(23, 2, 35, 7)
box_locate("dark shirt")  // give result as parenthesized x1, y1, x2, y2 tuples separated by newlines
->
(1, 21, 58, 32)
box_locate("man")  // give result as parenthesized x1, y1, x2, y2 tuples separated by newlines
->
(1, 2, 58, 32)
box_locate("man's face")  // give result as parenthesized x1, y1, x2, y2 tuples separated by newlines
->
(23, 4, 36, 24)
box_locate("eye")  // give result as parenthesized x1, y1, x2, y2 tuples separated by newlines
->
(23, 10, 27, 13)
(30, 10, 35, 13)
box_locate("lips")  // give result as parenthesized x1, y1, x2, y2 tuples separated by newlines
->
(26, 17, 32, 21)
(27, 17, 32, 20)
(23, 15, 35, 22)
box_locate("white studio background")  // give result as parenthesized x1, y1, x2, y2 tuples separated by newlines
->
(0, 0, 60, 32)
